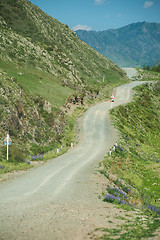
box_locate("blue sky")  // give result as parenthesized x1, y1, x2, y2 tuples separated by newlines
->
(30, 0, 160, 31)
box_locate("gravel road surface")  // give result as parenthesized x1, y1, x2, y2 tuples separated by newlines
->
(122, 67, 138, 79)
(0, 77, 147, 240)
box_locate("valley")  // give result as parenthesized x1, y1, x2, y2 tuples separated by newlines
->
(0, 0, 160, 239)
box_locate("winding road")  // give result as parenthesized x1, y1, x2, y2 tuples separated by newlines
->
(0, 71, 148, 239)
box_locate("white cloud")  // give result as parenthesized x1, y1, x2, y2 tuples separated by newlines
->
(72, 25, 92, 31)
(144, 1, 154, 8)
(95, 0, 105, 5)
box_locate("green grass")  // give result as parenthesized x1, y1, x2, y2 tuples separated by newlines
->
(17, 72, 73, 107)
(0, 58, 74, 107)
(99, 81, 160, 239)
(0, 160, 33, 174)
(98, 217, 160, 240)
(85, 68, 128, 91)
(136, 68, 160, 81)
(0, 106, 84, 175)
(0, 57, 126, 175)
(106, 82, 159, 206)
(0, 0, 129, 176)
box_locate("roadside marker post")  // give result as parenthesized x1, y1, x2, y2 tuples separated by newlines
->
(4, 134, 12, 161)
(110, 94, 115, 108)
(110, 101, 113, 108)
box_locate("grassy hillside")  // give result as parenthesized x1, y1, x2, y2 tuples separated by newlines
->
(0, 0, 127, 106)
(0, 0, 128, 172)
(0, 59, 74, 107)
(0, 0, 126, 91)
(99, 80, 160, 238)
(0, 68, 66, 157)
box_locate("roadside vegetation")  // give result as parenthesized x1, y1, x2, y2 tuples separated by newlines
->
(99, 79, 160, 239)
(0, 58, 128, 176)
(0, 0, 128, 176)
(143, 63, 160, 73)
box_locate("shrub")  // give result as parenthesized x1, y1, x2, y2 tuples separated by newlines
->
(9, 146, 25, 163)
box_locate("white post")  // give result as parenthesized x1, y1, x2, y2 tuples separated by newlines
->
(111, 102, 113, 108)
(71, 142, 74, 148)
(57, 148, 59, 154)
(109, 149, 112, 155)
(7, 134, 9, 161)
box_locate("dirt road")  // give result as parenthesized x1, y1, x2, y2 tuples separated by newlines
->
(0, 79, 147, 240)
(122, 67, 138, 79)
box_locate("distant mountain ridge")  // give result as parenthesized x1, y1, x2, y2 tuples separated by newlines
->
(76, 22, 160, 67)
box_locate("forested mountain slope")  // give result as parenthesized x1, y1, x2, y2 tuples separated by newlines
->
(76, 22, 160, 67)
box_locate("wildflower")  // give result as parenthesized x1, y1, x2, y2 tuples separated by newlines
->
(23, 159, 31, 164)
(0, 165, 5, 169)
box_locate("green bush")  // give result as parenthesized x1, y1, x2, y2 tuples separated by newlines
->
(9, 146, 25, 163)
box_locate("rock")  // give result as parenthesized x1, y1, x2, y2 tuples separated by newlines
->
(43, 101, 52, 113)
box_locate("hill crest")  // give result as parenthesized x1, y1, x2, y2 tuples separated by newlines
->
(76, 22, 160, 67)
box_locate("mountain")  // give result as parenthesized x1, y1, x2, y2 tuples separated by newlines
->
(0, 0, 125, 90)
(154, 60, 160, 66)
(0, 0, 127, 161)
(76, 22, 160, 67)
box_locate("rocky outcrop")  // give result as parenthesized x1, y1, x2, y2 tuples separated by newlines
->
(0, 69, 66, 157)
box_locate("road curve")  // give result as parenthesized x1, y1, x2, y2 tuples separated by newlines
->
(0, 80, 147, 240)
(122, 67, 138, 79)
